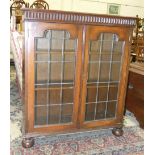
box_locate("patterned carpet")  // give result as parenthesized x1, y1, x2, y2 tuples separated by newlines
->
(10, 66, 144, 155)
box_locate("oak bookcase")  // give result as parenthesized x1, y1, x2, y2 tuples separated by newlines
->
(21, 9, 136, 148)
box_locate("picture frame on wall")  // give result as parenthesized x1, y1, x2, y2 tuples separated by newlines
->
(107, 3, 121, 15)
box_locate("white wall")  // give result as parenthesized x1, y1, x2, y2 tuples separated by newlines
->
(25, 0, 144, 17)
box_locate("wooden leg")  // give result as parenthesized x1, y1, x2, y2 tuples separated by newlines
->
(112, 127, 123, 136)
(22, 137, 35, 148)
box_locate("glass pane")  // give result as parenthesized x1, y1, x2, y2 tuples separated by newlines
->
(90, 41, 100, 52)
(98, 85, 108, 101)
(110, 63, 121, 81)
(35, 38, 48, 51)
(101, 53, 111, 61)
(85, 33, 124, 122)
(86, 86, 97, 103)
(102, 40, 113, 53)
(48, 105, 60, 124)
(63, 62, 75, 82)
(50, 62, 61, 83)
(89, 53, 99, 61)
(113, 41, 124, 52)
(61, 104, 73, 123)
(64, 53, 75, 61)
(36, 53, 48, 61)
(35, 106, 47, 125)
(106, 101, 117, 118)
(103, 33, 114, 40)
(85, 103, 95, 121)
(96, 102, 106, 120)
(35, 90, 47, 105)
(34, 29, 77, 126)
(99, 63, 110, 82)
(112, 53, 122, 62)
(35, 63, 48, 84)
(49, 89, 61, 104)
(65, 39, 76, 51)
(62, 88, 73, 103)
(108, 84, 119, 100)
(51, 53, 62, 61)
(51, 30, 68, 39)
(51, 39, 63, 51)
(88, 63, 99, 82)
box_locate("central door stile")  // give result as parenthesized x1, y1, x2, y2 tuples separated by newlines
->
(78, 25, 90, 127)
(73, 25, 84, 129)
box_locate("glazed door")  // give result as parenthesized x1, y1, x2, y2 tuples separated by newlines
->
(25, 23, 82, 133)
(79, 26, 130, 128)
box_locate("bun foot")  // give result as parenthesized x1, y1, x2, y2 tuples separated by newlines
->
(22, 137, 34, 148)
(112, 127, 123, 136)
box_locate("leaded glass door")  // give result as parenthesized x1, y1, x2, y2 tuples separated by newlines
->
(26, 24, 82, 132)
(80, 26, 128, 128)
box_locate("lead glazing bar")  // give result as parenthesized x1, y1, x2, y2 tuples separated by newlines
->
(94, 33, 104, 120)
(104, 34, 115, 118)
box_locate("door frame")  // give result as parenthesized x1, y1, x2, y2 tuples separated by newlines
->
(24, 22, 83, 133)
(79, 25, 131, 129)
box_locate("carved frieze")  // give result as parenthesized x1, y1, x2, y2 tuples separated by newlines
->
(22, 9, 136, 27)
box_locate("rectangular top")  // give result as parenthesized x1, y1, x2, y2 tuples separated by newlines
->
(22, 8, 136, 27)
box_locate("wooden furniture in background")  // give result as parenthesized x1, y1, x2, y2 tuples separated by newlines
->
(10, 0, 49, 25)
(10, 0, 49, 64)
(10, 0, 29, 24)
(19, 9, 136, 148)
(131, 15, 144, 62)
(125, 62, 144, 128)
(30, 0, 49, 9)
(10, 0, 28, 64)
